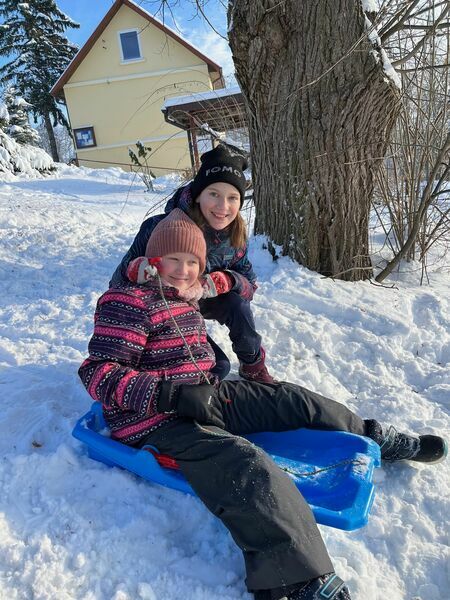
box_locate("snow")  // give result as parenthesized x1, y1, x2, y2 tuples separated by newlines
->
(361, 0, 378, 12)
(163, 86, 241, 109)
(379, 48, 402, 89)
(0, 164, 448, 599)
(196, 122, 250, 156)
(8, 125, 24, 134)
(14, 97, 33, 108)
(0, 100, 9, 121)
(364, 11, 402, 89)
(0, 102, 9, 123)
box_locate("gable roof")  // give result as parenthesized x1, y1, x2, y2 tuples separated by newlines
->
(50, 0, 223, 98)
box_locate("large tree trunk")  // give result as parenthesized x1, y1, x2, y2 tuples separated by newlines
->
(228, 0, 401, 280)
(44, 112, 59, 162)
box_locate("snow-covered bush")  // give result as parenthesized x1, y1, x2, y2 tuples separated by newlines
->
(0, 129, 54, 177)
(0, 90, 52, 177)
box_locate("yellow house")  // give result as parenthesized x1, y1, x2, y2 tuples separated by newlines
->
(50, 0, 223, 175)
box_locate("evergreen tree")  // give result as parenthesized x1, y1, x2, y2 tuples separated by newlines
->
(0, 98, 8, 130)
(4, 86, 40, 145)
(0, 0, 79, 161)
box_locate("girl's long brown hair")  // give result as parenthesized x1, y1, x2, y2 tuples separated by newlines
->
(187, 202, 248, 248)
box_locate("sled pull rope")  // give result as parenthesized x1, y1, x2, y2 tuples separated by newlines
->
(157, 274, 211, 384)
(279, 457, 367, 478)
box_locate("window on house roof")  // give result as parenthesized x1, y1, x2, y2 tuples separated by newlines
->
(119, 30, 142, 61)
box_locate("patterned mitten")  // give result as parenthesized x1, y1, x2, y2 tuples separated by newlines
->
(126, 257, 161, 284)
(202, 271, 234, 298)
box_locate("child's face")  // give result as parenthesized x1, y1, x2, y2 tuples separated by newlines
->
(196, 182, 240, 230)
(159, 252, 200, 291)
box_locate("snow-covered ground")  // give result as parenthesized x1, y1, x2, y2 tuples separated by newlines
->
(0, 165, 448, 600)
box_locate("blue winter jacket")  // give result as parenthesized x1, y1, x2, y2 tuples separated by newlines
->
(110, 184, 257, 300)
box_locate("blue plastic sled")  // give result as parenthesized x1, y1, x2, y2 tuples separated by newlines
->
(72, 402, 381, 531)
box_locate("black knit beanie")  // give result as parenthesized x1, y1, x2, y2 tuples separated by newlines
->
(190, 145, 248, 207)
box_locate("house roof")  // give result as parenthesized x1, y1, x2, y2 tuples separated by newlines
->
(50, 0, 223, 98)
(162, 85, 242, 110)
(162, 86, 246, 132)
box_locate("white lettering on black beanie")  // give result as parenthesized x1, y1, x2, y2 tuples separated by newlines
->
(190, 145, 248, 207)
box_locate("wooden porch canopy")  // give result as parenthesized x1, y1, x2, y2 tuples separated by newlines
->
(161, 86, 247, 170)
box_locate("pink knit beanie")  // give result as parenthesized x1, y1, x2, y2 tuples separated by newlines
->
(145, 209, 207, 273)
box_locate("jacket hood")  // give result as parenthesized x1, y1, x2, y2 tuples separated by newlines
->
(164, 184, 192, 215)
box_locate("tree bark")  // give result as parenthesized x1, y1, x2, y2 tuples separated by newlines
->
(228, 0, 401, 280)
(44, 112, 59, 162)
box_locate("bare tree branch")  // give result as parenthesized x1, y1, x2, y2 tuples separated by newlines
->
(379, 0, 422, 43)
(392, 4, 450, 67)
(376, 133, 450, 282)
(399, 63, 450, 72)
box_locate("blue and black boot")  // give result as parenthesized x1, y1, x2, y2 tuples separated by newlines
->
(365, 420, 447, 464)
(286, 573, 351, 599)
(254, 573, 351, 600)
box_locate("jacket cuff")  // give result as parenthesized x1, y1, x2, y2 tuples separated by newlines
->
(226, 270, 257, 301)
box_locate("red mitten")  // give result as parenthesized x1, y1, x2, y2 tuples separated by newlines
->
(126, 257, 161, 284)
(202, 271, 234, 298)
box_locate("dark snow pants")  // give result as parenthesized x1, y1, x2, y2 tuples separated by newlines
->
(138, 380, 366, 594)
(199, 291, 262, 365)
(206, 334, 231, 381)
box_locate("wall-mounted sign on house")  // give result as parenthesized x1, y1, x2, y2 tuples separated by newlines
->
(51, 0, 224, 175)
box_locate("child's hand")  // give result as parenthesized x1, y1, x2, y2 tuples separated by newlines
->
(202, 271, 234, 298)
(126, 257, 161, 284)
(158, 381, 225, 429)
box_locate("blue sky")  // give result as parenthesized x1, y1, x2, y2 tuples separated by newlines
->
(58, 0, 234, 80)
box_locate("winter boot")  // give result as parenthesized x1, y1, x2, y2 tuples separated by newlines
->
(365, 420, 447, 464)
(253, 573, 351, 600)
(286, 573, 351, 600)
(239, 347, 275, 384)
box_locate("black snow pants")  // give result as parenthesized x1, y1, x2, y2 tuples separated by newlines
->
(138, 380, 366, 594)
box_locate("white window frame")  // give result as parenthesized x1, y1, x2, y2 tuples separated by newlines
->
(118, 29, 143, 63)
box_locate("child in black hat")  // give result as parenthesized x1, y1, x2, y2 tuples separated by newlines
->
(111, 144, 275, 383)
